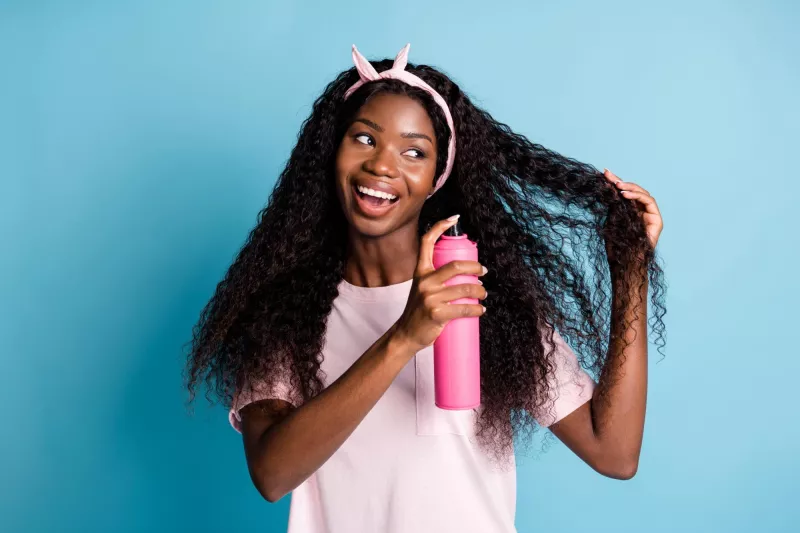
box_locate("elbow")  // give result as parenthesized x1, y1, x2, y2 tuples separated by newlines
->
(255, 477, 290, 503)
(262, 487, 288, 504)
(250, 466, 291, 503)
(594, 454, 639, 480)
(611, 459, 639, 480)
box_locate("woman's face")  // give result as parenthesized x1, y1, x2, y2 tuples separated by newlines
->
(335, 92, 438, 237)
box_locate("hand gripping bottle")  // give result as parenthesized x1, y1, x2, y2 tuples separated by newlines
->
(432, 219, 481, 410)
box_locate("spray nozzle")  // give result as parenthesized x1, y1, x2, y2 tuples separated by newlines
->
(444, 219, 463, 237)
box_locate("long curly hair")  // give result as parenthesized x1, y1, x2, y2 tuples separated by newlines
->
(184, 54, 667, 462)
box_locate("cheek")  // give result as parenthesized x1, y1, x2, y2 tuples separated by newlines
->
(335, 145, 360, 178)
(333, 154, 350, 190)
(406, 160, 437, 192)
(334, 148, 361, 203)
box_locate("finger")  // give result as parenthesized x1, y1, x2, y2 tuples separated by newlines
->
(603, 168, 622, 184)
(615, 180, 650, 196)
(619, 191, 660, 214)
(430, 260, 486, 287)
(417, 215, 461, 276)
(604, 169, 653, 197)
(435, 282, 487, 304)
(432, 303, 486, 323)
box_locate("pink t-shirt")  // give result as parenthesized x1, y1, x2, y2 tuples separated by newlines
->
(230, 277, 596, 533)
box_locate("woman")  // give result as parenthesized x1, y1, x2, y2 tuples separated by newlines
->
(185, 43, 666, 532)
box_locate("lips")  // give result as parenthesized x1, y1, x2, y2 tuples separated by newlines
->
(352, 182, 400, 218)
(352, 178, 401, 199)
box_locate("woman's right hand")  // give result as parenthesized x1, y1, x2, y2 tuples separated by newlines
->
(391, 215, 488, 354)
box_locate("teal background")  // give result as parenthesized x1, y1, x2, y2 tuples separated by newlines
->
(2, 1, 798, 531)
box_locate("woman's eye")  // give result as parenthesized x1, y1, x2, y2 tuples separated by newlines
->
(354, 134, 373, 145)
(353, 133, 424, 158)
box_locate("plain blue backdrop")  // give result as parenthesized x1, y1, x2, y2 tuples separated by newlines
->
(2, 1, 798, 532)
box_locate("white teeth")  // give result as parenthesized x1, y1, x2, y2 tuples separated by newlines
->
(357, 185, 397, 200)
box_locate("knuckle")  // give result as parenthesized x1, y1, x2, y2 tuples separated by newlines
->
(418, 277, 433, 293)
(422, 293, 436, 308)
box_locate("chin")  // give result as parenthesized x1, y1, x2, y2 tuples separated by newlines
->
(348, 214, 397, 238)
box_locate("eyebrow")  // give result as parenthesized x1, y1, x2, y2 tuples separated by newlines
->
(353, 118, 433, 145)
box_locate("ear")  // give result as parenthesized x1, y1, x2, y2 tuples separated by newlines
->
(425, 189, 435, 201)
(429, 175, 440, 196)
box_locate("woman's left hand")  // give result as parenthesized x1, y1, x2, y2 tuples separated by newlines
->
(603, 168, 663, 250)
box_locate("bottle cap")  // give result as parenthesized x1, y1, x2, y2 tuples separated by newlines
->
(444, 219, 463, 236)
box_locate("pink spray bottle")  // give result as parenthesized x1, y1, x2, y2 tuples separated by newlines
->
(432, 219, 481, 410)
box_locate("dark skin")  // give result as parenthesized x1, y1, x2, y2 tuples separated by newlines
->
(239, 94, 661, 501)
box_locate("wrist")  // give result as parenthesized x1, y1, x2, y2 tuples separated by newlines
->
(385, 325, 419, 362)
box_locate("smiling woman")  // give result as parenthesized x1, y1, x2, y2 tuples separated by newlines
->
(185, 43, 667, 533)
(337, 93, 436, 224)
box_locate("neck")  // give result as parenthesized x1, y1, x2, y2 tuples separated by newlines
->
(343, 220, 420, 288)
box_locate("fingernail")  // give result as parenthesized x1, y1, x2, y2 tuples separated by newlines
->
(482, 306, 487, 313)
(477, 280, 483, 285)
(481, 266, 488, 275)
(447, 214, 460, 222)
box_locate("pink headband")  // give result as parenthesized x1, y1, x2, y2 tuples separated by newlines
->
(343, 43, 456, 199)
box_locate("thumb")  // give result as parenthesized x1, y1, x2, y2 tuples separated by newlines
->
(417, 215, 460, 275)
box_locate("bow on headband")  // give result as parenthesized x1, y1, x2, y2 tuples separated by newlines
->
(343, 43, 456, 199)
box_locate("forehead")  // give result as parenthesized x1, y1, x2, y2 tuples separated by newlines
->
(354, 93, 435, 133)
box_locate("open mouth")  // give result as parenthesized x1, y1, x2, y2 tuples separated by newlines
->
(353, 184, 400, 210)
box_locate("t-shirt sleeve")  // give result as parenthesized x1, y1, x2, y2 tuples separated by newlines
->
(228, 370, 299, 434)
(534, 326, 597, 428)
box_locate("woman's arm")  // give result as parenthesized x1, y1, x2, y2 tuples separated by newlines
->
(238, 216, 486, 502)
(239, 324, 416, 502)
(549, 169, 662, 479)
(549, 272, 649, 479)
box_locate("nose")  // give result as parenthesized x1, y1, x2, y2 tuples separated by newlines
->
(363, 145, 398, 179)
